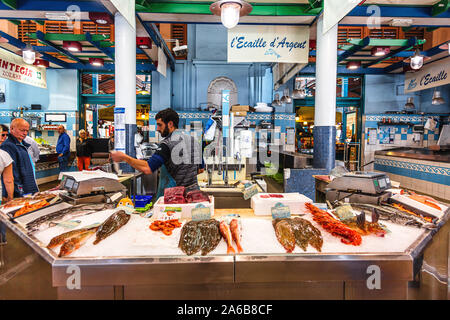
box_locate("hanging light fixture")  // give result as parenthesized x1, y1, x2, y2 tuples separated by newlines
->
(371, 46, 390, 57)
(89, 58, 104, 67)
(63, 41, 82, 52)
(405, 48, 430, 70)
(22, 21, 35, 64)
(432, 88, 445, 105)
(404, 97, 415, 110)
(271, 93, 282, 107)
(346, 61, 361, 70)
(439, 41, 450, 55)
(291, 77, 307, 99)
(210, 0, 253, 29)
(281, 88, 292, 104)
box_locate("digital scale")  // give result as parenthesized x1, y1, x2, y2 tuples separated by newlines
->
(60, 173, 127, 204)
(326, 172, 392, 205)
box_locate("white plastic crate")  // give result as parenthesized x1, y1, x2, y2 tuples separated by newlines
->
(251, 193, 312, 216)
(153, 196, 215, 220)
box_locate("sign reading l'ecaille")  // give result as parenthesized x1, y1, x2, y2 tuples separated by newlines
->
(405, 57, 450, 93)
(0, 48, 47, 89)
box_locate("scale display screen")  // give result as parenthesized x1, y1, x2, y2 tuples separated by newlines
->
(64, 178, 74, 190)
(379, 178, 386, 189)
(72, 181, 79, 192)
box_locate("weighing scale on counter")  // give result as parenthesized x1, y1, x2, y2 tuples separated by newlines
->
(59, 170, 127, 204)
(326, 171, 392, 205)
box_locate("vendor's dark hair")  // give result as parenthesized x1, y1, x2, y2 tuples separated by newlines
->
(0, 124, 9, 132)
(155, 108, 179, 128)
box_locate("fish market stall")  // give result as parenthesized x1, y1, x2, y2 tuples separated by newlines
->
(0, 181, 449, 299)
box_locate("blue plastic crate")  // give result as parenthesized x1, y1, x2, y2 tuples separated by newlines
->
(133, 195, 153, 208)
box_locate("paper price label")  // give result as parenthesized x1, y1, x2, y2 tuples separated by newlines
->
(243, 184, 259, 200)
(271, 202, 291, 220)
(191, 204, 212, 221)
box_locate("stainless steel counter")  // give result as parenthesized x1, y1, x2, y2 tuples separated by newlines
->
(375, 147, 450, 162)
(1, 206, 448, 300)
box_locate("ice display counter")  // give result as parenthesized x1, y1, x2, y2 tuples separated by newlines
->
(1, 202, 448, 300)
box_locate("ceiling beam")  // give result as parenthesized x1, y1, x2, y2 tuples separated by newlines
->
(1, 0, 16, 10)
(1, 0, 106, 12)
(136, 14, 175, 71)
(28, 32, 111, 43)
(338, 37, 370, 63)
(34, 30, 85, 64)
(85, 32, 114, 61)
(136, 2, 323, 16)
(0, 30, 71, 68)
(432, 0, 449, 16)
(364, 37, 419, 68)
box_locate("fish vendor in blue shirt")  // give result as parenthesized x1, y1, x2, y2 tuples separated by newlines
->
(110, 108, 204, 199)
(56, 125, 71, 172)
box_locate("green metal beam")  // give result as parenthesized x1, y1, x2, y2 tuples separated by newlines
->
(136, 2, 322, 16)
(345, 38, 426, 47)
(27, 33, 111, 42)
(432, 0, 449, 16)
(1, 0, 17, 10)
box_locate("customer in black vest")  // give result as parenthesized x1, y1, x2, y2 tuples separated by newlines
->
(1, 118, 39, 197)
(110, 108, 203, 191)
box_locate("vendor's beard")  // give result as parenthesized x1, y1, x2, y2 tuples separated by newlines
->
(160, 127, 170, 137)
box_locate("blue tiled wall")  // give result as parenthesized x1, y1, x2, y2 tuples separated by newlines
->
(365, 114, 449, 144)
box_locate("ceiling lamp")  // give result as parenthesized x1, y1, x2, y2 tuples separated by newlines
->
(432, 89, 445, 105)
(137, 37, 152, 49)
(371, 46, 390, 57)
(89, 58, 104, 67)
(271, 93, 282, 107)
(22, 43, 36, 65)
(405, 48, 430, 70)
(22, 21, 35, 64)
(89, 12, 113, 25)
(33, 59, 49, 68)
(291, 77, 307, 99)
(404, 97, 415, 110)
(346, 61, 361, 70)
(63, 41, 82, 52)
(280, 88, 292, 104)
(439, 41, 450, 55)
(210, 0, 253, 29)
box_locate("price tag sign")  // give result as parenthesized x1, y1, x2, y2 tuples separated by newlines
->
(271, 202, 291, 220)
(243, 184, 259, 200)
(54, 220, 82, 229)
(156, 207, 182, 221)
(192, 204, 212, 221)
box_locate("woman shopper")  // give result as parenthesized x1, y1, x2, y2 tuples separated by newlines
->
(0, 124, 14, 244)
(76, 129, 92, 171)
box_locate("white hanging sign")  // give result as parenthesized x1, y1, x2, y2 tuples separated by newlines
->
(157, 46, 167, 78)
(404, 57, 450, 93)
(227, 25, 309, 63)
(0, 48, 47, 89)
(323, 0, 360, 34)
(110, 0, 135, 30)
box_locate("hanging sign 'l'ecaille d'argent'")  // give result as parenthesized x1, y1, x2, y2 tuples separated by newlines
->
(227, 25, 309, 64)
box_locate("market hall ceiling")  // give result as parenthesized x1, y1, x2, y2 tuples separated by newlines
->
(0, 0, 448, 74)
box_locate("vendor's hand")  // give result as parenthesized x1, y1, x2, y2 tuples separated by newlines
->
(58, 153, 63, 157)
(198, 168, 205, 174)
(110, 150, 126, 163)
